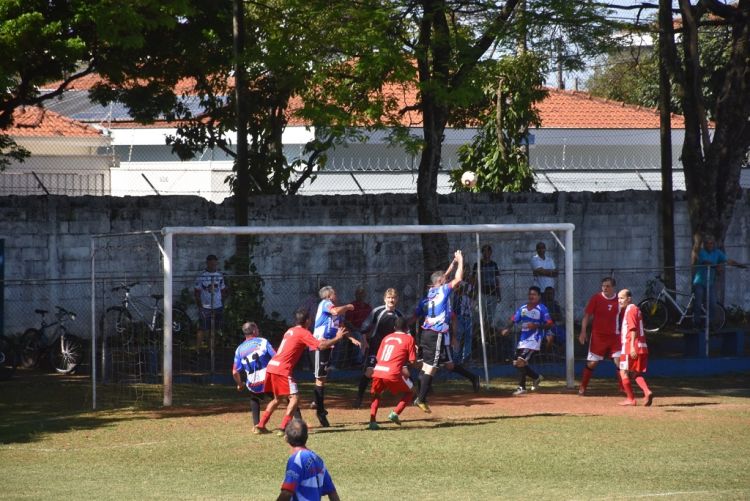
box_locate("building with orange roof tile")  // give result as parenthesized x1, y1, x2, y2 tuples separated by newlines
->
(1, 107, 112, 196)
(37, 79, 749, 198)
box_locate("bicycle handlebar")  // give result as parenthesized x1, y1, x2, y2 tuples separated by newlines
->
(55, 305, 77, 319)
(111, 281, 139, 292)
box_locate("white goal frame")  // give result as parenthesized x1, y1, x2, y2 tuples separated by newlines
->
(160, 223, 576, 406)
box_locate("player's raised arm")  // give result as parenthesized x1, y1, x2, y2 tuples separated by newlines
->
(448, 250, 464, 289)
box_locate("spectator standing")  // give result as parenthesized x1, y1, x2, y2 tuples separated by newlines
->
(472, 244, 502, 329)
(277, 419, 341, 501)
(452, 272, 475, 365)
(617, 289, 653, 407)
(353, 288, 403, 409)
(367, 317, 417, 430)
(232, 322, 277, 431)
(531, 242, 558, 293)
(338, 286, 372, 368)
(312, 286, 357, 427)
(692, 235, 745, 328)
(256, 310, 356, 434)
(541, 287, 565, 352)
(578, 277, 620, 396)
(194, 254, 229, 351)
(500, 286, 554, 395)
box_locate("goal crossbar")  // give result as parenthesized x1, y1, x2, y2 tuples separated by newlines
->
(160, 223, 576, 406)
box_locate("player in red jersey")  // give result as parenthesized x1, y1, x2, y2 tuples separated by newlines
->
(578, 276, 621, 396)
(367, 317, 418, 430)
(255, 310, 359, 434)
(617, 289, 653, 406)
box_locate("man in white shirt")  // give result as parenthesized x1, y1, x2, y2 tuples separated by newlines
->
(531, 242, 557, 293)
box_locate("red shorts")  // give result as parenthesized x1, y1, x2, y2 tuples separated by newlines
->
(619, 353, 648, 373)
(587, 332, 621, 361)
(264, 372, 298, 397)
(371, 376, 413, 396)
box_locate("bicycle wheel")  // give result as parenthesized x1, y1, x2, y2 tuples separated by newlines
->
(699, 302, 727, 331)
(638, 298, 668, 332)
(172, 309, 193, 347)
(19, 328, 43, 369)
(100, 306, 134, 348)
(154, 309, 193, 346)
(50, 329, 84, 374)
(0, 334, 17, 380)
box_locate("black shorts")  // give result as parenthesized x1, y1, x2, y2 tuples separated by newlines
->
(314, 348, 332, 379)
(419, 329, 452, 367)
(199, 307, 224, 331)
(363, 353, 378, 371)
(515, 348, 538, 364)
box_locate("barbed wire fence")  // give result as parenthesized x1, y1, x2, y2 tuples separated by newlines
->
(5, 126, 748, 198)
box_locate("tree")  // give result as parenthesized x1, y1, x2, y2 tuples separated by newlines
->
(661, 1, 749, 254)
(453, 52, 548, 192)
(0, 0, 195, 168)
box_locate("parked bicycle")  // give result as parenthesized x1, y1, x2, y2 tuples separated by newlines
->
(638, 276, 726, 332)
(0, 334, 18, 380)
(20, 306, 84, 374)
(100, 282, 193, 349)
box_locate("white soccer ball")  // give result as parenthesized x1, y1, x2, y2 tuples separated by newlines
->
(461, 171, 477, 188)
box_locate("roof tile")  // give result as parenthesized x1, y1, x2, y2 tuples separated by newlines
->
(8, 107, 105, 138)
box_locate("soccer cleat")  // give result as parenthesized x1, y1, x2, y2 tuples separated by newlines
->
(275, 430, 285, 437)
(413, 398, 431, 414)
(531, 375, 543, 391)
(253, 426, 271, 435)
(512, 387, 527, 396)
(316, 411, 330, 428)
(618, 399, 637, 406)
(388, 411, 402, 426)
(643, 392, 654, 407)
(471, 375, 481, 393)
(577, 386, 586, 397)
(310, 401, 317, 409)
(367, 421, 380, 431)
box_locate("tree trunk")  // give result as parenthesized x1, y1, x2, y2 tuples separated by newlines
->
(670, 1, 750, 259)
(233, 0, 250, 273)
(417, 94, 450, 277)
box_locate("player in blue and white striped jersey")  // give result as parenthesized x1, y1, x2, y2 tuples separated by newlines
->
(232, 322, 276, 432)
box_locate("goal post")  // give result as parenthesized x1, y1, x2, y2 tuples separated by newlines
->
(160, 223, 576, 406)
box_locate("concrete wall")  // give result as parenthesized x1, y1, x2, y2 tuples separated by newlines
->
(1, 191, 748, 336)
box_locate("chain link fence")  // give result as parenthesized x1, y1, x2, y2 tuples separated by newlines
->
(2, 266, 748, 378)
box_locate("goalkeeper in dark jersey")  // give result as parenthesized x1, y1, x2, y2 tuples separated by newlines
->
(353, 288, 404, 409)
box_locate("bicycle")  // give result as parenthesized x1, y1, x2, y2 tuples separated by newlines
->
(0, 334, 18, 380)
(638, 276, 726, 332)
(20, 306, 84, 374)
(100, 282, 193, 350)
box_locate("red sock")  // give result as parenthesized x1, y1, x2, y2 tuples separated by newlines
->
(279, 414, 292, 432)
(634, 375, 651, 396)
(258, 411, 271, 429)
(369, 396, 380, 421)
(394, 394, 411, 414)
(581, 366, 593, 389)
(620, 373, 635, 400)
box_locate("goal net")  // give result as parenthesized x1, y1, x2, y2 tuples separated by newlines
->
(146, 223, 577, 406)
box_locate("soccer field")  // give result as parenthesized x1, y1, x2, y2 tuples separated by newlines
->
(2, 372, 750, 500)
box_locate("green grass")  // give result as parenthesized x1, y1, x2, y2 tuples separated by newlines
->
(2, 372, 750, 500)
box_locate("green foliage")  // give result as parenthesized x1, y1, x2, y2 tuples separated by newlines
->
(0, 133, 29, 170)
(585, 25, 732, 120)
(220, 250, 286, 347)
(454, 53, 548, 193)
